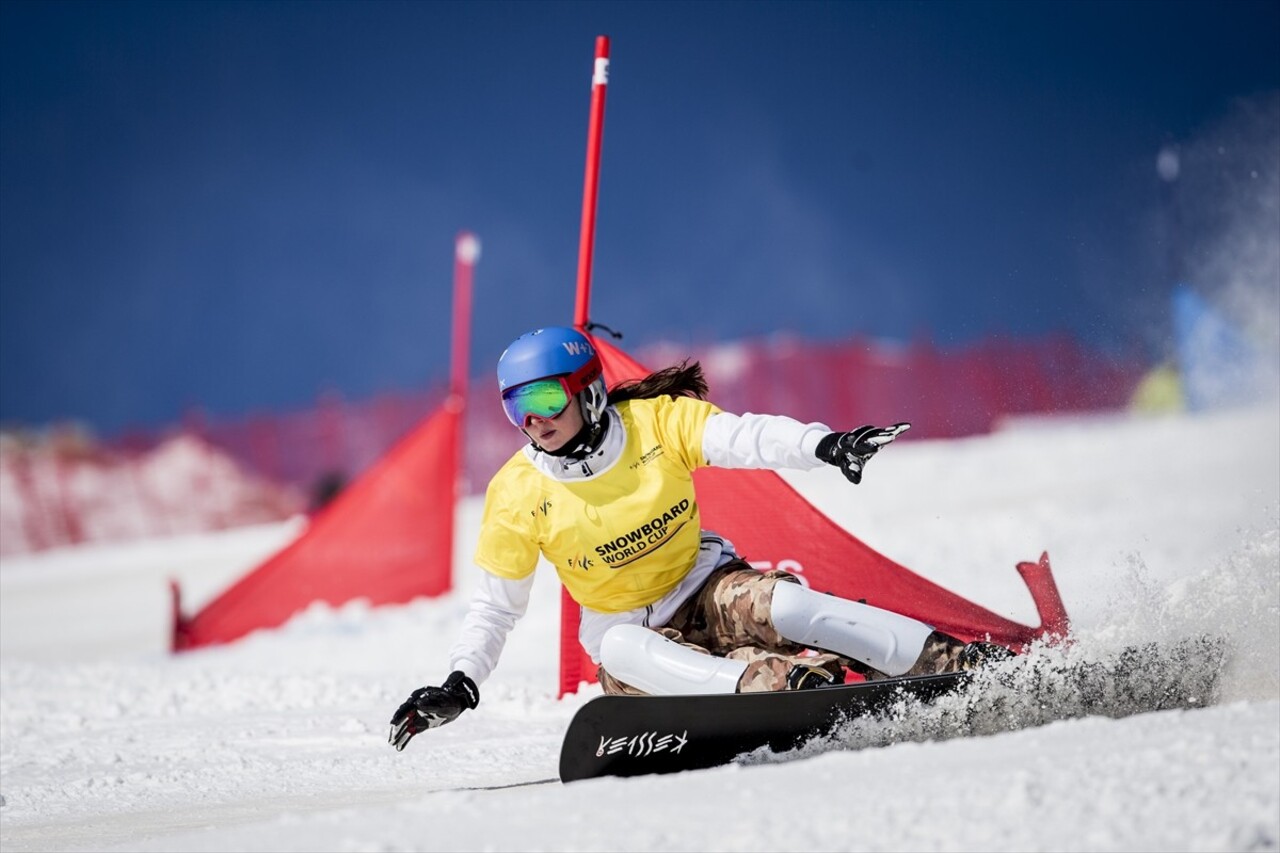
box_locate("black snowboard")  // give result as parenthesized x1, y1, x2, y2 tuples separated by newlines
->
(557, 635, 1226, 783)
(558, 670, 969, 782)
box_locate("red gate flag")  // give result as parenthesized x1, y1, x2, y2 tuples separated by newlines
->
(557, 333, 1070, 695)
(172, 232, 478, 651)
(172, 405, 461, 650)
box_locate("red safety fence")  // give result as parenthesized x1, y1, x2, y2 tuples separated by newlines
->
(170, 334, 1143, 497)
(2, 334, 1144, 556)
(119, 386, 449, 509)
(0, 429, 302, 556)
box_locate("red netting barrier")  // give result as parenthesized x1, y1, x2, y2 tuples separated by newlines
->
(0, 429, 302, 556)
(5, 335, 1140, 558)
(165, 334, 1143, 501)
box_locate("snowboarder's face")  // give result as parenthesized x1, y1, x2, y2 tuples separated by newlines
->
(524, 397, 584, 452)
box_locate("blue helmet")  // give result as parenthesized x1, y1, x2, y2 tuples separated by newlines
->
(497, 326, 608, 428)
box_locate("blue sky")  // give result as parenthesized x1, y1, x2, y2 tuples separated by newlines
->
(2, 0, 1278, 434)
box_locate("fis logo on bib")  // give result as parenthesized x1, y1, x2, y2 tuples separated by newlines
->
(566, 554, 595, 571)
(594, 499, 691, 566)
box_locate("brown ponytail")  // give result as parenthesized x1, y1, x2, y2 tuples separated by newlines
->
(607, 360, 709, 405)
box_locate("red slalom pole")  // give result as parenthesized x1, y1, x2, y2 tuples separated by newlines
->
(572, 35, 610, 329)
(562, 36, 610, 697)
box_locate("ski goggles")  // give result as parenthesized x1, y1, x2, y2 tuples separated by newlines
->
(500, 360, 602, 428)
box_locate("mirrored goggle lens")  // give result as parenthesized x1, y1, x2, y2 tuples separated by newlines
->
(501, 379, 571, 426)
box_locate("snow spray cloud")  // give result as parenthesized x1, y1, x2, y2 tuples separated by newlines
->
(1161, 529, 1280, 703)
(1080, 528, 1279, 702)
(1163, 92, 1280, 408)
(738, 531, 1277, 766)
(736, 631, 1227, 768)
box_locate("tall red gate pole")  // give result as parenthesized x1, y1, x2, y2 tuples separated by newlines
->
(562, 36, 611, 696)
(572, 35, 610, 330)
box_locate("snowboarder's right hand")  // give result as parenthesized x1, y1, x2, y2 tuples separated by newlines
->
(388, 670, 479, 752)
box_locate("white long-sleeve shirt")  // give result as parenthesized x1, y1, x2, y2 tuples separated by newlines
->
(448, 408, 831, 683)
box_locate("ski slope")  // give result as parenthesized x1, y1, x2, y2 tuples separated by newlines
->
(2, 405, 1278, 852)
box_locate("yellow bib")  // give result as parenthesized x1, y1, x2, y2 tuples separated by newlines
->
(474, 395, 721, 612)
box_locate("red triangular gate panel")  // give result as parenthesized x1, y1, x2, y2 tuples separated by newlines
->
(173, 404, 460, 650)
(558, 335, 1069, 695)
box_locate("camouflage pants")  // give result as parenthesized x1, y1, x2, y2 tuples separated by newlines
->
(596, 559, 972, 695)
(597, 560, 849, 695)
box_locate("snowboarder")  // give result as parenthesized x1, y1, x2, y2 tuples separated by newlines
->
(390, 326, 1009, 750)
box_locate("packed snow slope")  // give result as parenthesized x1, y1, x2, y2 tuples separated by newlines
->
(2, 405, 1277, 852)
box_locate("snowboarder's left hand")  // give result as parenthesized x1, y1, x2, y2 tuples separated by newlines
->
(816, 423, 911, 484)
(388, 670, 479, 752)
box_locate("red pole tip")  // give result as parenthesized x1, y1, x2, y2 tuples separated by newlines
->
(595, 35, 610, 57)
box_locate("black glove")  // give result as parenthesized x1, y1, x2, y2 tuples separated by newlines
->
(816, 423, 911, 484)
(388, 670, 479, 752)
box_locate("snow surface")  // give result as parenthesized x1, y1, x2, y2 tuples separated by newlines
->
(2, 405, 1278, 852)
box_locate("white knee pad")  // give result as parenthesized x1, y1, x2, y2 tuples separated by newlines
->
(770, 582, 935, 677)
(598, 624, 747, 696)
